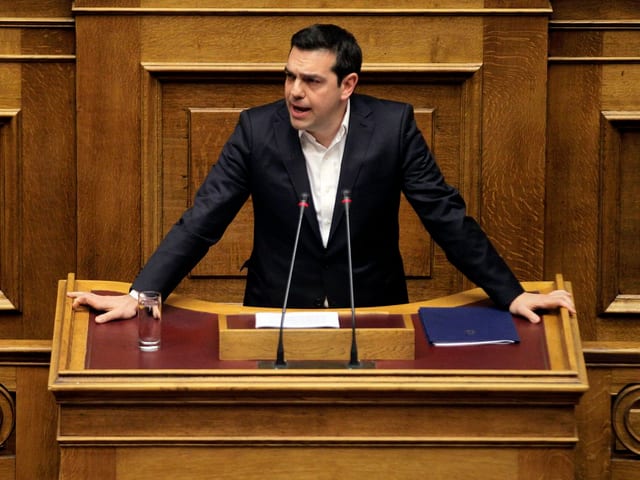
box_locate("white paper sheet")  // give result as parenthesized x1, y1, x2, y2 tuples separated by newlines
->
(255, 311, 340, 329)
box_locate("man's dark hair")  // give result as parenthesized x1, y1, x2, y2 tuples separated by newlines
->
(290, 24, 362, 84)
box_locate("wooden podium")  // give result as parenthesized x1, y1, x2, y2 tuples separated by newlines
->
(49, 274, 587, 480)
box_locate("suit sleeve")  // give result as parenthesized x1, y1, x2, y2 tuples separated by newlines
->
(399, 104, 524, 309)
(130, 110, 254, 298)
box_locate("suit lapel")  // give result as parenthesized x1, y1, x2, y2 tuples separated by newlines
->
(273, 104, 323, 244)
(328, 96, 374, 244)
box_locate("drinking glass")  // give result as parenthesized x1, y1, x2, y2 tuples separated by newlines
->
(138, 291, 162, 352)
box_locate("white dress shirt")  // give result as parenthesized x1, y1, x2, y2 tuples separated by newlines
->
(298, 100, 350, 247)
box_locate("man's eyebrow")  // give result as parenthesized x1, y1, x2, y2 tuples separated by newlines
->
(283, 67, 324, 81)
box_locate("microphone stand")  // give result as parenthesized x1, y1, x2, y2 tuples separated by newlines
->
(275, 193, 309, 368)
(342, 190, 360, 368)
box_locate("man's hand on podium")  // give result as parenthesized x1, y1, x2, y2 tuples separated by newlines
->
(509, 290, 576, 324)
(67, 292, 138, 323)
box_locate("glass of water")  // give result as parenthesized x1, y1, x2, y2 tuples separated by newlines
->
(138, 291, 162, 352)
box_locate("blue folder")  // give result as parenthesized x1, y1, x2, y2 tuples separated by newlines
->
(419, 306, 520, 346)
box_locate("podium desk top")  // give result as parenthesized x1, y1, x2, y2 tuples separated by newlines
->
(84, 303, 549, 371)
(49, 274, 588, 401)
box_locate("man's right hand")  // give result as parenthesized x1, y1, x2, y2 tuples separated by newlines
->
(67, 291, 138, 323)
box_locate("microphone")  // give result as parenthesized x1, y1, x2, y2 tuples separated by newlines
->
(274, 192, 309, 368)
(341, 189, 360, 367)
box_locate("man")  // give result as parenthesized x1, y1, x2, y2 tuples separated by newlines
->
(69, 24, 574, 323)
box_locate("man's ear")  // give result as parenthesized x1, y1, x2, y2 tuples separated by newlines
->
(340, 73, 359, 100)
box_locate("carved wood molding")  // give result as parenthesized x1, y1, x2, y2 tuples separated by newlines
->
(0, 383, 15, 448)
(0, 110, 22, 311)
(613, 383, 640, 456)
(71, 5, 553, 16)
(598, 111, 640, 315)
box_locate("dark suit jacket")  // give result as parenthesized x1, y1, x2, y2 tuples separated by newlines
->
(132, 94, 524, 309)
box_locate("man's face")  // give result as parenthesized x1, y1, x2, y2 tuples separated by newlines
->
(284, 47, 357, 147)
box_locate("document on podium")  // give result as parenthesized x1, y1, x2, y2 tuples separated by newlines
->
(255, 311, 340, 329)
(419, 306, 520, 346)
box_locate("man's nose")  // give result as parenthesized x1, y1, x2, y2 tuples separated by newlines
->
(290, 79, 305, 98)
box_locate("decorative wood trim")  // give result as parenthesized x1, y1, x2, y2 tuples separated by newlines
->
(140, 66, 163, 266)
(0, 18, 75, 63)
(141, 62, 482, 74)
(72, 7, 554, 16)
(583, 341, 640, 366)
(0, 110, 22, 312)
(0, 55, 75, 63)
(549, 20, 640, 31)
(549, 57, 640, 64)
(0, 339, 52, 366)
(598, 111, 640, 315)
(0, 384, 15, 448)
(612, 383, 640, 455)
(0, 18, 75, 28)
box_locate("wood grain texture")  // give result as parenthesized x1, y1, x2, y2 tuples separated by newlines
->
(575, 367, 613, 480)
(0, 341, 56, 480)
(114, 447, 519, 480)
(76, 15, 141, 282)
(15, 367, 59, 480)
(545, 63, 602, 340)
(0, 1, 639, 478)
(0, 10, 76, 338)
(481, 15, 547, 280)
(21, 62, 76, 338)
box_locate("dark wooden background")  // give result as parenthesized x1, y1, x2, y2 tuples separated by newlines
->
(0, 1, 638, 478)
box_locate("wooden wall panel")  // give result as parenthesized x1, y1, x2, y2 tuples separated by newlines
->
(21, 62, 76, 339)
(15, 365, 59, 479)
(0, 109, 21, 314)
(75, 16, 141, 283)
(549, 1, 640, 478)
(580, 346, 640, 480)
(548, 6, 640, 336)
(188, 107, 254, 278)
(0, 5, 76, 338)
(546, 61, 602, 340)
(0, 340, 57, 480)
(144, 64, 481, 302)
(481, 15, 548, 281)
(599, 114, 640, 317)
(0, 2, 74, 479)
(82, 9, 551, 304)
(0, 0, 635, 479)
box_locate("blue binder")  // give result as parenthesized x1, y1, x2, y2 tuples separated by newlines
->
(419, 306, 520, 346)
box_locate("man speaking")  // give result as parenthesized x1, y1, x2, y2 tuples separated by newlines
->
(69, 24, 575, 323)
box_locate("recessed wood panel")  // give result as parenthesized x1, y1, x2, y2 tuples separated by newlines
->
(115, 446, 518, 480)
(619, 130, 640, 293)
(188, 108, 253, 277)
(550, 0, 640, 20)
(139, 15, 483, 64)
(599, 114, 640, 314)
(0, 110, 21, 312)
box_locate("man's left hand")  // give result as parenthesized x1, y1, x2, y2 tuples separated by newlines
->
(509, 290, 576, 324)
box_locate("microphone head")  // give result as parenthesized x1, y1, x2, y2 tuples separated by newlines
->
(342, 189, 351, 200)
(298, 192, 310, 208)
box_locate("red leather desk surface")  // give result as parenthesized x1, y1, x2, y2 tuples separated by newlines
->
(85, 301, 549, 371)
